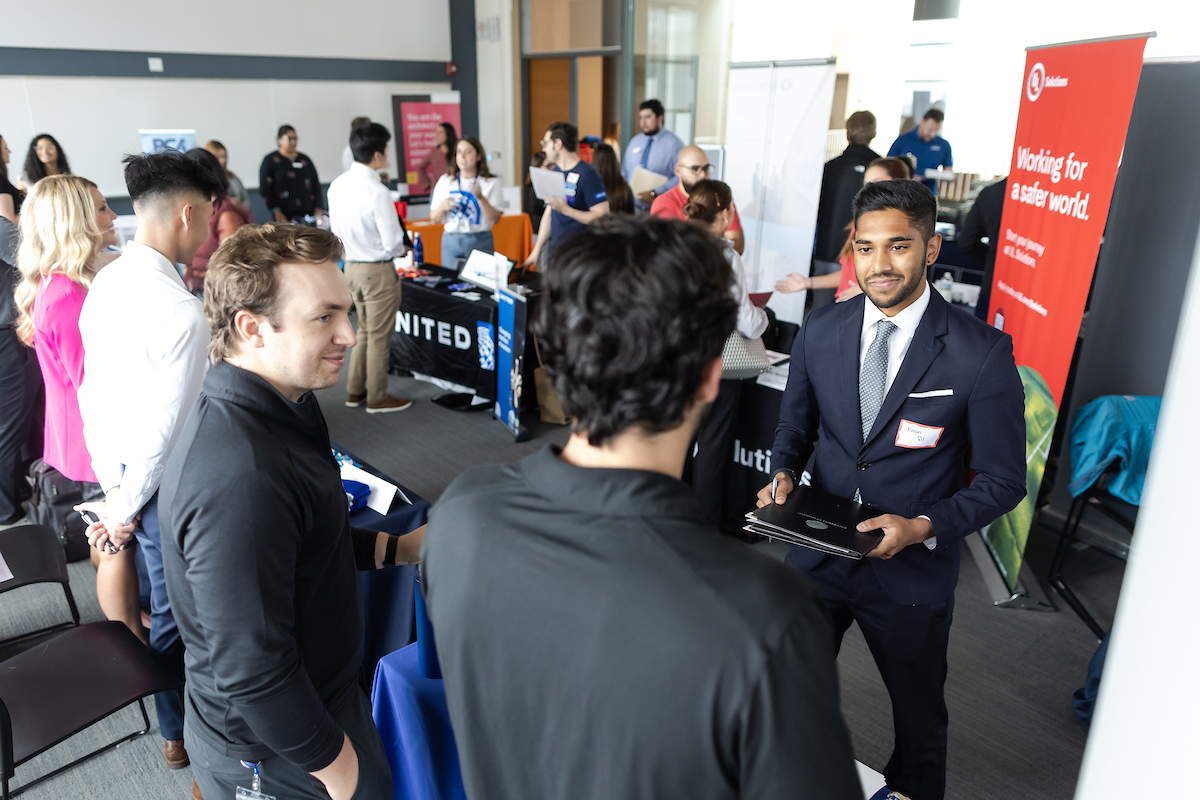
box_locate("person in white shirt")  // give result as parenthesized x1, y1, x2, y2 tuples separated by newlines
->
(681, 178, 768, 534)
(429, 136, 503, 269)
(76, 149, 222, 772)
(327, 122, 412, 414)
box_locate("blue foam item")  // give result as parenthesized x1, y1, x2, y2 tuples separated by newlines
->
(342, 479, 371, 512)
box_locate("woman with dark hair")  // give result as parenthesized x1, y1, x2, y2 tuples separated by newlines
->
(775, 156, 915, 302)
(591, 143, 634, 214)
(524, 151, 547, 230)
(430, 135, 504, 267)
(18, 133, 71, 192)
(183, 148, 253, 293)
(416, 122, 458, 193)
(0, 134, 23, 223)
(259, 124, 324, 225)
(682, 179, 768, 535)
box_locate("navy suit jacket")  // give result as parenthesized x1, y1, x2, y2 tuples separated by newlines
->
(772, 287, 1026, 604)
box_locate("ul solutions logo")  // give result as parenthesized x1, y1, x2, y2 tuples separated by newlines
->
(1026, 62, 1068, 102)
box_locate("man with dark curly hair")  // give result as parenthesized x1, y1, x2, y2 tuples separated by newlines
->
(420, 217, 861, 800)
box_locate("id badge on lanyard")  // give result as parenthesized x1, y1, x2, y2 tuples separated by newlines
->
(235, 760, 276, 800)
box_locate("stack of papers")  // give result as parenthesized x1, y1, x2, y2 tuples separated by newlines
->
(629, 166, 669, 196)
(529, 167, 567, 201)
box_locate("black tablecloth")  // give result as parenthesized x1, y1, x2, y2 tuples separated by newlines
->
(390, 266, 498, 399)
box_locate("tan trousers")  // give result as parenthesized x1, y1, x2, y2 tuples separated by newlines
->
(344, 260, 402, 404)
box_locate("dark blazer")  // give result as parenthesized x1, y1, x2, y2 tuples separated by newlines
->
(772, 287, 1026, 604)
(813, 143, 882, 263)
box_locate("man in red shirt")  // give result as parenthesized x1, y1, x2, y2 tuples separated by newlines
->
(650, 145, 744, 254)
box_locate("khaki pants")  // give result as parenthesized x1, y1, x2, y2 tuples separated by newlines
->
(344, 260, 401, 404)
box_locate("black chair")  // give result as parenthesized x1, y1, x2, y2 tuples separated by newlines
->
(1048, 464, 1135, 639)
(0, 621, 184, 798)
(0, 525, 80, 647)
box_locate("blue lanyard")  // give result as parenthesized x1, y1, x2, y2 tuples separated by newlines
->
(240, 760, 262, 792)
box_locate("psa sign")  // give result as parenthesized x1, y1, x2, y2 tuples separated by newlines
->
(139, 129, 196, 154)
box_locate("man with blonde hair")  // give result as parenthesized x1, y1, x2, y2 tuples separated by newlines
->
(160, 223, 418, 800)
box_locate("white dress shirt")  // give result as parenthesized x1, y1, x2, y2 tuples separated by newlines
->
(78, 241, 210, 524)
(859, 279, 931, 389)
(724, 240, 768, 339)
(857, 280, 938, 547)
(327, 162, 407, 262)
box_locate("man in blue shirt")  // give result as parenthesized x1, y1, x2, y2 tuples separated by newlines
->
(888, 108, 952, 193)
(525, 122, 610, 269)
(621, 99, 685, 211)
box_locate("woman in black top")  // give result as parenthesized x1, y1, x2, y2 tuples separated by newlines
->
(258, 125, 325, 225)
(591, 143, 634, 214)
(0, 135, 24, 223)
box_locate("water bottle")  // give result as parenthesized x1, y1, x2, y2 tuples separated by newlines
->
(413, 232, 424, 267)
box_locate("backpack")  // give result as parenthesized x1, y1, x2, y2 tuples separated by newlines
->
(22, 459, 91, 562)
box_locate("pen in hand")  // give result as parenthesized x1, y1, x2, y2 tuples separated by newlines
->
(771, 475, 780, 504)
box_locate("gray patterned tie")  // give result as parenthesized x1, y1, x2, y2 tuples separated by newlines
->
(859, 320, 899, 442)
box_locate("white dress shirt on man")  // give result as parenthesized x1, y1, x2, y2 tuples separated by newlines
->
(857, 278, 937, 547)
(858, 278, 931, 388)
(78, 241, 210, 524)
(327, 162, 407, 262)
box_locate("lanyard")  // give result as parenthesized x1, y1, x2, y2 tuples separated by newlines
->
(240, 760, 262, 792)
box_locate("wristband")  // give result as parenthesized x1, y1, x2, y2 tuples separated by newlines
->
(774, 467, 799, 487)
(385, 535, 399, 566)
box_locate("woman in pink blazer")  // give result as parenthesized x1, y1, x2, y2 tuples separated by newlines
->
(14, 175, 146, 643)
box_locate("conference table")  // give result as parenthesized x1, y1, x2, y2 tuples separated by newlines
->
(389, 265, 500, 399)
(406, 213, 534, 267)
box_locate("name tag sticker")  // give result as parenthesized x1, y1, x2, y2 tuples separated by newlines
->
(291, 161, 304, 169)
(567, 172, 580, 183)
(895, 419, 944, 449)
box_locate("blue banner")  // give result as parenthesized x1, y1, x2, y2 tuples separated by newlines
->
(493, 287, 527, 436)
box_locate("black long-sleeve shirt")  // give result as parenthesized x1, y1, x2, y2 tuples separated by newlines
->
(160, 361, 376, 772)
(259, 150, 323, 217)
(422, 446, 861, 800)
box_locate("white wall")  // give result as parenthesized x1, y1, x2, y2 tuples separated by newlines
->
(0, 0, 451, 62)
(1071, 220, 1200, 799)
(0, 76, 452, 198)
(474, 0, 518, 186)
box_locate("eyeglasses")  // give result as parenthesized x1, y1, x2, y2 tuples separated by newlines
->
(282, 135, 298, 142)
(680, 163, 714, 175)
(539, 139, 555, 148)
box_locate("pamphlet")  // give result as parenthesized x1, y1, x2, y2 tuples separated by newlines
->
(529, 167, 567, 201)
(630, 166, 670, 196)
(340, 463, 409, 514)
(0, 550, 13, 583)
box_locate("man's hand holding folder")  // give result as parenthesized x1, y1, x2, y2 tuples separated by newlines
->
(756, 474, 934, 559)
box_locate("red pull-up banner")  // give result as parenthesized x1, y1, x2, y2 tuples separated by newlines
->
(982, 34, 1151, 591)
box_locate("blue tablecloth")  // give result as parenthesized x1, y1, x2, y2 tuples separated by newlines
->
(372, 643, 467, 800)
(335, 444, 432, 677)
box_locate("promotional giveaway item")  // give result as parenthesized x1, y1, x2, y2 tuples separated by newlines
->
(981, 34, 1151, 591)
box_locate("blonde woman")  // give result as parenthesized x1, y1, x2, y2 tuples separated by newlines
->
(14, 174, 146, 644)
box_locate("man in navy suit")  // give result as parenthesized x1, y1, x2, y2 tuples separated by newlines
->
(757, 180, 1025, 800)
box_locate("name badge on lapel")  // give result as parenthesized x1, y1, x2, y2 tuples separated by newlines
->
(895, 419, 943, 449)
